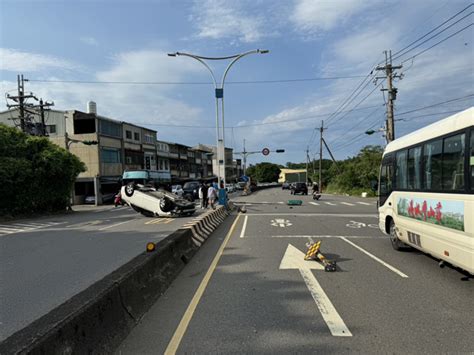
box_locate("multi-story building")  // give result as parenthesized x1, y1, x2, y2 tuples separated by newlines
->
(168, 142, 190, 181)
(193, 144, 240, 183)
(0, 104, 158, 205)
(156, 140, 171, 180)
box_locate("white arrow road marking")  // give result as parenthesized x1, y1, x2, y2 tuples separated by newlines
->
(279, 244, 352, 337)
(341, 237, 409, 278)
(279, 244, 324, 270)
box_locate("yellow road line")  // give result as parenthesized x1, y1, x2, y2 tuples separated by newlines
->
(164, 214, 241, 355)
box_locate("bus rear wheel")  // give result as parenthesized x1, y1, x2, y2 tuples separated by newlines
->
(389, 220, 404, 251)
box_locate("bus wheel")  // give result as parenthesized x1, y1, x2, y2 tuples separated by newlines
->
(389, 220, 404, 251)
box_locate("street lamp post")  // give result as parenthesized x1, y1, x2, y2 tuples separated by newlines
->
(168, 50, 269, 188)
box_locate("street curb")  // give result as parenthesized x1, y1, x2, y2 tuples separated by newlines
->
(0, 205, 234, 355)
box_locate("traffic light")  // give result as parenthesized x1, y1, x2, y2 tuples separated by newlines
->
(82, 140, 98, 145)
(365, 130, 375, 135)
(276, 149, 285, 153)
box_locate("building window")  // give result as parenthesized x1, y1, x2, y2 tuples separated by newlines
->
(100, 120, 121, 137)
(145, 134, 153, 143)
(134, 132, 140, 141)
(442, 133, 465, 190)
(46, 125, 56, 134)
(126, 130, 132, 139)
(101, 148, 121, 163)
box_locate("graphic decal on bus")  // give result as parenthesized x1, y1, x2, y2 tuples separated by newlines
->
(397, 197, 464, 231)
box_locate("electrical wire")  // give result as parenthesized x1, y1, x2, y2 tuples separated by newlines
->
(396, 94, 474, 116)
(391, 4, 473, 60)
(26, 75, 367, 86)
(400, 23, 474, 64)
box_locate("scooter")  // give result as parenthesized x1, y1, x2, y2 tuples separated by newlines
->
(312, 190, 321, 200)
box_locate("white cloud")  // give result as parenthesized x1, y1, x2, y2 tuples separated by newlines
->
(0, 48, 78, 72)
(190, 0, 266, 43)
(80, 37, 99, 46)
(291, 0, 375, 34)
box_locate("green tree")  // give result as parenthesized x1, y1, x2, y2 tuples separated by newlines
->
(0, 124, 86, 216)
(246, 162, 282, 183)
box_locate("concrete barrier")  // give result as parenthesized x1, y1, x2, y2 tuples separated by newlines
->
(0, 205, 234, 355)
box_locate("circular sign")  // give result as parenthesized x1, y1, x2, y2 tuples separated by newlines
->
(262, 148, 270, 156)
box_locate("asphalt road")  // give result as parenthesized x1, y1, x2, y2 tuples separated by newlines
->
(118, 188, 473, 354)
(0, 201, 209, 341)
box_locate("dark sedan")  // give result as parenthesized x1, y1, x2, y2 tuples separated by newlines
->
(290, 182, 308, 195)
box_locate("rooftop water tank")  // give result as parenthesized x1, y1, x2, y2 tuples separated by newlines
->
(87, 101, 97, 115)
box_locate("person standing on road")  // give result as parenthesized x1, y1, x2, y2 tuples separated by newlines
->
(312, 182, 319, 194)
(208, 184, 217, 209)
(202, 183, 209, 208)
(198, 184, 204, 209)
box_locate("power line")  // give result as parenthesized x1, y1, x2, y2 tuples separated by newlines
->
(400, 23, 474, 64)
(396, 94, 474, 116)
(26, 75, 367, 86)
(392, 4, 473, 60)
(392, 11, 473, 62)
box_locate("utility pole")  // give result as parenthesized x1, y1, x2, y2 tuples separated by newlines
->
(376, 50, 402, 143)
(319, 120, 324, 192)
(6, 75, 37, 133)
(306, 146, 309, 185)
(243, 139, 247, 176)
(38, 99, 54, 136)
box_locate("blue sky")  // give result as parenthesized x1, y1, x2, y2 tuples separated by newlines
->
(1, 0, 473, 165)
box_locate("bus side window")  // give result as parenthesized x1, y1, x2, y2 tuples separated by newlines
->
(379, 155, 393, 206)
(470, 131, 474, 191)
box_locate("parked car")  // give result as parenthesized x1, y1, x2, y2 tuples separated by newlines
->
(291, 182, 308, 195)
(172, 184, 184, 196)
(182, 181, 201, 201)
(226, 184, 236, 193)
(121, 183, 195, 217)
(84, 193, 116, 204)
(282, 182, 290, 190)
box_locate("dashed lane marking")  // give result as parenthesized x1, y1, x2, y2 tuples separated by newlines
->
(324, 202, 337, 206)
(356, 202, 371, 206)
(239, 215, 248, 238)
(340, 202, 355, 206)
(309, 202, 320, 206)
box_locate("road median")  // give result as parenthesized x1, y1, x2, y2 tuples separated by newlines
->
(0, 206, 233, 354)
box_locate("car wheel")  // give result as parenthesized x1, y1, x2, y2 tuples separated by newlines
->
(160, 197, 173, 212)
(125, 182, 135, 197)
(389, 220, 404, 251)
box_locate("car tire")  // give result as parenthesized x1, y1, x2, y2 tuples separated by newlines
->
(160, 197, 173, 212)
(125, 182, 135, 197)
(389, 220, 405, 251)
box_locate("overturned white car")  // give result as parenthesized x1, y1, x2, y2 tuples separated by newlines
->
(121, 183, 196, 217)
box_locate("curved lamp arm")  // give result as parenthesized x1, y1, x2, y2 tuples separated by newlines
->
(168, 52, 218, 88)
(221, 49, 268, 88)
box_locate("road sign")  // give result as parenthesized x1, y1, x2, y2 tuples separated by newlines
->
(262, 147, 270, 156)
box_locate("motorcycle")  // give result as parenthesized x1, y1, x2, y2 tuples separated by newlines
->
(312, 190, 321, 200)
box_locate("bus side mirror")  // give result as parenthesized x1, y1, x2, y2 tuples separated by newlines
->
(370, 180, 378, 192)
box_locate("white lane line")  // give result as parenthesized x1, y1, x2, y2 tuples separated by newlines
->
(247, 213, 378, 217)
(357, 202, 371, 206)
(0, 229, 22, 233)
(98, 220, 131, 231)
(324, 202, 337, 206)
(340, 237, 409, 278)
(309, 202, 320, 206)
(272, 235, 378, 239)
(239, 215, 248, 239)
(299, 268, 352, 337)
(340, 202, 355, 206)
